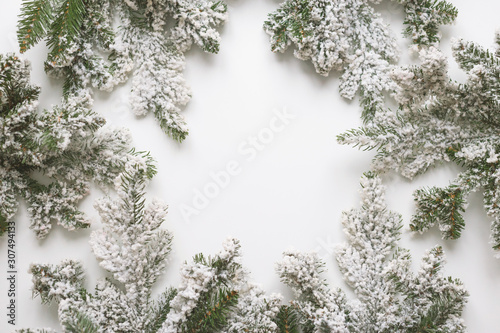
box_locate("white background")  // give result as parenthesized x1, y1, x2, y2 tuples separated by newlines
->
(1, 0, 500, 331)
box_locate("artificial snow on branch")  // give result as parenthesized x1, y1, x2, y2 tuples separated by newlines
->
(275, 173, 468, 332)
(20, 165, 281, 333)
(396, 0, 458, 46)
(338, 32, 500, 255)
(17, 0, 228, 141)
(263, 0, 457, 121)
(0, 53, 155, 238)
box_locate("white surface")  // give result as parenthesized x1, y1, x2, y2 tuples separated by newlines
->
(1, 0, 500, 331)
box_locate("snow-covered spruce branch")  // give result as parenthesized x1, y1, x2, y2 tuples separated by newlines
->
(263, 0, 457, 122)
(19, 166, 282, 333)
(396, 0, 457, 46)
(275, 173, 468, 332)
(0, 53, 155, 238)
(338, 32, 500, 255)
(17, 0, 228, 141)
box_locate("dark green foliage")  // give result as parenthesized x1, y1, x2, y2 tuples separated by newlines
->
(201, 1, 228, 53)
(263, 0, 311, 53)
(48, 0, 86, 62)
(145, 289, 178, 333)
(194, 250, 242, 278)
(18, 0, 53, 53)
(277, 175, 468, 332)
(30, 260, 86, 304)
(388, 246, 468, 333)
(185, 289, 239, 333)
(397, 0, 458, 46)
(63, 311, 99, 333)
(175, 252, 243, 332)
(273, 305, 300, 333)
(0, 54, 40, 115)
(411, 186, 466, 240)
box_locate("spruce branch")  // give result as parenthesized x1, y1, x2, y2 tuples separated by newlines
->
(144, 288, 178, 333)
(21, 167, 281, 333)
(276, 174, 468, 332)
(338, 33, 500, 254)
(396, 0, 458, 46)
(264, 0, 399, 122)
(273, 305, 300, 333)
(47, 0, 86, 63)
(29, 260, 87, 305)
(62, 311, 99, 333)
(0, 213, 8, 235)
(16, 0, 228, 142)
(189, 289, 240, 332)
(410, 186, 466, 240)
(223, 284, 282, 333)
(264, 0, 457, 122)
(17, 0, 53, 53)
(0, 53, 155, 238)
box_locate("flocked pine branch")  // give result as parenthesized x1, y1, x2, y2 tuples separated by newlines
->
(263, 0, 457, 121)
(17, 0, 228, 142)
(275, 173, 468, 332)
(0, 54, 155, 239)
(396, 0, 458, 46)
(20, 165, 281, 333)
(338, 32, 500, 254)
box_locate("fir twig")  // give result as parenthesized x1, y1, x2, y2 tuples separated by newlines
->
(63, 311, 99, 333)
(17, 0, 53, 53)
(338, 33, 500, 254)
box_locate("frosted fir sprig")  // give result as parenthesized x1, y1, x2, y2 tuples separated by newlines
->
(338, 32, 500, 254)
(0, 54, 155, 238)
(223, 283, 282, 333)
(275, 173, 468, 332)
(397, 0, 458, 46)
(158, 239, 282, 333)
(263, 0, 457, 122)
(20, 166, 281, 333)
(17, 0, 228, 142)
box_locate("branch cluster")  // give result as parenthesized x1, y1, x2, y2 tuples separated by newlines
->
(17, 0, 228, 141)
(0, 54, 154, 238)
(338, 33, 500, 253)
